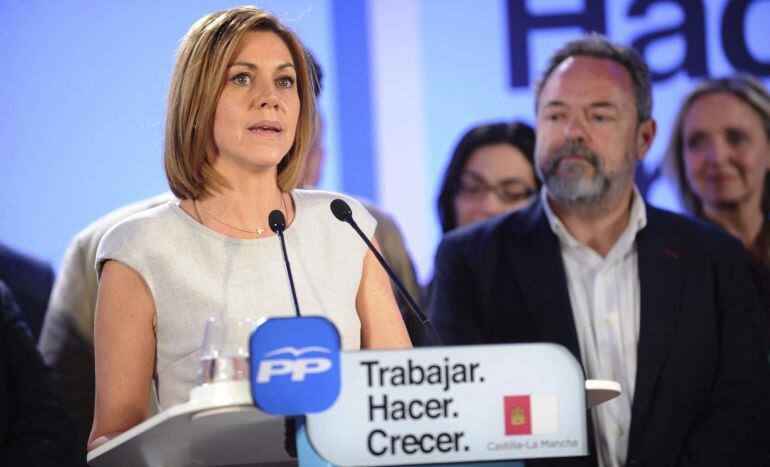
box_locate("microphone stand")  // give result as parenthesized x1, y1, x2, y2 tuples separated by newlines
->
(330, 199, 442, 346)
(269, 210, 301, 317)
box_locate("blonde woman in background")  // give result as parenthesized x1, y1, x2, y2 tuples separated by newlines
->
(665, 74, 770, 356)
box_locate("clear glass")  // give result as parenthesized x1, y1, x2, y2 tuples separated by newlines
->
(198, 317, 255, 384)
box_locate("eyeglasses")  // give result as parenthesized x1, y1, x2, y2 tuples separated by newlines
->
(456, 171, 535, 204)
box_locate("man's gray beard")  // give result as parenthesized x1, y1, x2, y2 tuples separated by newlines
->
(537, 143, 628, 207)
(546, 168, 610, 205)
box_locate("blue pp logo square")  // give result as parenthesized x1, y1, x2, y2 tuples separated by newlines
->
(249, 316, 341, 415)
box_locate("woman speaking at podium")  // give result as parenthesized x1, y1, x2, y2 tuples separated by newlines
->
(88, 6, 410, 451)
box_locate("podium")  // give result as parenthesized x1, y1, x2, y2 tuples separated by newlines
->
(87, 343, 619, 466)
(86, 381, 293, 466)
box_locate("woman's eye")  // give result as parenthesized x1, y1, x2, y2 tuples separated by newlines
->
(500, 184, 534, 202)
(458, 179, 484, 195)
(464, 184, 483, 194)
(233, 73, 250, 86)
(725, 128, 746, 147)
(686, 134, 705, 151)
(277, 76, 295, 88)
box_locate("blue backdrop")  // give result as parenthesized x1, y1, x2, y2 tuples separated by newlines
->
(1, 0, 769, 282)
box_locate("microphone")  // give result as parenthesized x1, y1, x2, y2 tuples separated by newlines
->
(329, 199, 441, 346)
(269, 210, 301, 317)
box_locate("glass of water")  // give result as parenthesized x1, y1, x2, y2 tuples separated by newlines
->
(199, 317, 255, 384)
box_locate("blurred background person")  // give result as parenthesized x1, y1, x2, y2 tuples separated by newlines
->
(88, 6, 410, 451)
(301, 52, 423, 345)
(430, 34, 770, 465)
(665, 74, 770, 356)
(39, 193, 171, 465)
(0, 280, 76, 466)
(436, 121, 539, 234)
(0, 242, 54, 342)
(424, 121, 538, 309)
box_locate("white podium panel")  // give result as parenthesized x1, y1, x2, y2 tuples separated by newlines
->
(87, 345, 618, 467)
(306, 343, 590, 466)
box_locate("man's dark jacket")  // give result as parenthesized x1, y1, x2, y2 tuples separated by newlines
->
(0, 281, 76, 465)
(0, 243, 54, 342)
(429, 197, 770, 467)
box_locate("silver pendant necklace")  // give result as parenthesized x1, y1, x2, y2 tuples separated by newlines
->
(194, 194, 286, 236)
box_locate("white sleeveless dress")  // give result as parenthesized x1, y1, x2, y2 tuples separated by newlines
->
(96, 189, 376, 409)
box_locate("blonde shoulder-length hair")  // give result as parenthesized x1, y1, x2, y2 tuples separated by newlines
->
(664, 74, 770, 216)
(164, 6, 318, 199)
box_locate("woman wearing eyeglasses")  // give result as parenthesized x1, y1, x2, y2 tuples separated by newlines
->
(419, 122, 539, 342)
(436, 121, 539, 233)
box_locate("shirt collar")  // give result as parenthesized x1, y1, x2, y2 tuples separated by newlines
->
(541, 185, 647, 259)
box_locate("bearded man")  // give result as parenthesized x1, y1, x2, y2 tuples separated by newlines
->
(428, 34, 770, 467)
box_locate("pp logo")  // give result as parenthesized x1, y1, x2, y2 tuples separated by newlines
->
(256, 346, 333, 383)
(250, 316, 341, 415)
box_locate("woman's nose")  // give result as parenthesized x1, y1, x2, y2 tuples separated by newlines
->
(704, 138, 729, 166)
(258, 93, 279, 110)
(479, 190, 506, 215)
(252, 84, 280, 110)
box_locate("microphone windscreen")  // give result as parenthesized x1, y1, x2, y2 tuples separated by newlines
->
(330, 199, 352, 222)
(269, 210, 287, 233)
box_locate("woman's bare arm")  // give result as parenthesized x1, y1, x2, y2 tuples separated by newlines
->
(356, 237, 412, 349)
(87, 260, 156, 451)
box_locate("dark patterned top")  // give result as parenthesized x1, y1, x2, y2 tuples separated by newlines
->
(748, 218, 770, 360)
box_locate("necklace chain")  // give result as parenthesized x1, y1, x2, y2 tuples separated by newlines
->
(194, 194, 286, 236)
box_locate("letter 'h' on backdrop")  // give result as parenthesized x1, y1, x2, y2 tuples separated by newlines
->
(87, 314, 619, 466)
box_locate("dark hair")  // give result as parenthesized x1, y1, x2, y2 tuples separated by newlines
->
(436, 121, 538, 233)
(535, 32, 652, 123)
(664, 74, 770, 216)
(307, 49, 323, 98)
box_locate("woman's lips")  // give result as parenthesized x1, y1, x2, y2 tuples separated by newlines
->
(249, 126, 281, 135)
(705, 172, 736, 184)
(248, 120, 283, 136)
